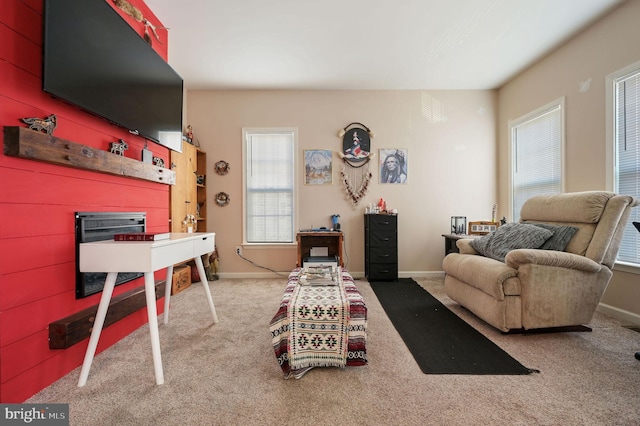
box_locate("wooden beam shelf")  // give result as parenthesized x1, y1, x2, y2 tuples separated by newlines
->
(3, 126, 176, 185)
(49, 280, 166, 349)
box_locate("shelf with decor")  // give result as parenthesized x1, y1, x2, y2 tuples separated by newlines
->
(196, 148, 207, 232)
(170, 141, 206, 233)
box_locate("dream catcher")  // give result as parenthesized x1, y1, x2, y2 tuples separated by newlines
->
(337, 122, 375, 205)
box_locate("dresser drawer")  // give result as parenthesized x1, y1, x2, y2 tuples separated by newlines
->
(368, 231, 397, 246)
(368, 263, 398, 281)
(368, 246, 397, 263)
(367, 214, 397, 230)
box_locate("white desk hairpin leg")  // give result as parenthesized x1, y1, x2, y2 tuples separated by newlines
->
(78, 271, 166, 386)
(144, 271, 164, 384)
(77, 272, 118, 387)
(162, 257, 218, 325)
(163, 264, 174, 325)
(194, 256, 219, 323)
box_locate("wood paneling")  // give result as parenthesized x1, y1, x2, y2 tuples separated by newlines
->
(4, 127, 176, 185)
(0, 0, 173, 401)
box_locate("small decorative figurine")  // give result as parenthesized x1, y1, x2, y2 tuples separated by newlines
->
(20, 114, 57, 135)
(109, 139, 128, 156)
(214, 160, 230, 175)
(215, 192, 230, 206)
(152, 156, 165, 167)
(182, 214, 197, 233)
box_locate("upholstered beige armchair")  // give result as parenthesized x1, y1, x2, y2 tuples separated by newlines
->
(443, 191, 639, 332)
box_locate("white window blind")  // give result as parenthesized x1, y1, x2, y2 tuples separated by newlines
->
(614, 69, 640, 263)
(510, 101, 563, 221)
(244, 129, 296, 244)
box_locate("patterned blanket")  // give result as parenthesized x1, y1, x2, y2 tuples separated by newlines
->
(270, 269, 367, 379)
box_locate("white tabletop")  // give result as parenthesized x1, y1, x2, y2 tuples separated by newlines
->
(79, 232, 215, 273)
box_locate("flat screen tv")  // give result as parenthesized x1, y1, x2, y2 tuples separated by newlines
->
(43, 0, 183, 152)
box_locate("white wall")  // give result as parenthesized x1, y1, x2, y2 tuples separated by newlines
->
(187, 89, 497, 277)
(497, 0, 640, 322)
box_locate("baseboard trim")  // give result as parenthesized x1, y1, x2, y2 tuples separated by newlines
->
(598, 302, 640, 327)
(215, 270, 445, 280)
(207, 273, 639, 327)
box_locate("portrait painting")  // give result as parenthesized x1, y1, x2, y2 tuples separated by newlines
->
(379, 149, 408, 184)
(304, 149, 333, 184)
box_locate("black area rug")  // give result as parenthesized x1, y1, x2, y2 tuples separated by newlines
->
(370, 278, 536, 375)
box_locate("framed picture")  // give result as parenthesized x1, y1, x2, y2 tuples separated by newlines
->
(379, 149, 408, 184)
(304, 150, 332, 185)
(468, 221, 499, 235)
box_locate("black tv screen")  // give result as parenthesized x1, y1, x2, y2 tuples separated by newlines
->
(43, 0, 183, 152)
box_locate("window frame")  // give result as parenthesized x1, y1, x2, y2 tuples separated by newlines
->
(507, 98, 566, 222)
(241, 127, 298, 247)
(606, 60, 640, 272)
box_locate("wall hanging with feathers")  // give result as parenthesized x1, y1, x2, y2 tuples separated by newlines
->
(337, 122, 375, 205)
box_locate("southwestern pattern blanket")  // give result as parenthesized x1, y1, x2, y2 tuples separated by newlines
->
(270, 269, 368, 379)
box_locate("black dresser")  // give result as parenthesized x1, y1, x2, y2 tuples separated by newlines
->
(364, 213, 398, 281)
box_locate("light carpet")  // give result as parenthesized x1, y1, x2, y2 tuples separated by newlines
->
(27, 277, 640, 425)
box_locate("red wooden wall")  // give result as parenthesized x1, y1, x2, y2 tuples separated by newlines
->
(0, 0, 174, 401)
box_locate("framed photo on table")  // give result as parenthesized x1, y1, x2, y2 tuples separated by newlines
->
(304, 150, 332, 185)
(468, 221, 499, 235)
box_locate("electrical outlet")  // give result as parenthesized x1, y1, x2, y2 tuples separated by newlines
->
(236, 246, 242, 255)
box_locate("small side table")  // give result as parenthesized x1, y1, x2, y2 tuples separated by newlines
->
(296, 231, 344, 267)
(442, 234, 477, 257)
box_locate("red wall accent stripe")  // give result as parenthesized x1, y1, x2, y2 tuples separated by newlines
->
(0, 0, 173, 402)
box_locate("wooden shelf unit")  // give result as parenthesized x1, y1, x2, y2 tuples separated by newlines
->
(170, 141, 206, 232)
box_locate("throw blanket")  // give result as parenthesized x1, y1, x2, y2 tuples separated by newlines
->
(270, 269, 367, 379)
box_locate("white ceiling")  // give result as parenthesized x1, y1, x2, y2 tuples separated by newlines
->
(145, 0, 624, 91)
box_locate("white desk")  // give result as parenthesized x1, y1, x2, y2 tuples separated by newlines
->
(77, 232, 217, 387)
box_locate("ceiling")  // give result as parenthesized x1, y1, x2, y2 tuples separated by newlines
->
(146, 0, 624, 91)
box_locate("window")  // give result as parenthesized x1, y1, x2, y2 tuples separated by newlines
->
(509, 99, 564, 221)
(242, 128, 297, 244)
(609, 63, 640, 265)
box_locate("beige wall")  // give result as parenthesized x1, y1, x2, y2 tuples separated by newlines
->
(187, 90, 497, 277)
(497, 0, 640, 322)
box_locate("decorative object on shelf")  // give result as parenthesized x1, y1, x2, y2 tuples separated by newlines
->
(492, 203, 498, 222)
(451, 216, 467, 234)
(182, 214, 197, 233)
(304, 150, 332, 184)
(141, 142, 152, 163)
(152, 156, 165, 167)
(113, 0, 163, 44)
(379, 148, 408, 184)
(214, 160, 230, 175)
(184, 124, 194, 144)
(142, 19, 162, 45)
(331, 214, 341, 230)
(20, 114, 57, 135)
(196, 174, 205, 185)
(337, 122, 375, 205)
(468, 221, 499, 235)
(215, 191, 230, 206)
(114, 0, 143, 20)
(183, 124, 199, 147)
(109, 139, 128, 156)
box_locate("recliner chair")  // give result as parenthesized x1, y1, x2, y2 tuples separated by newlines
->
(443, 191, 638, 332)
